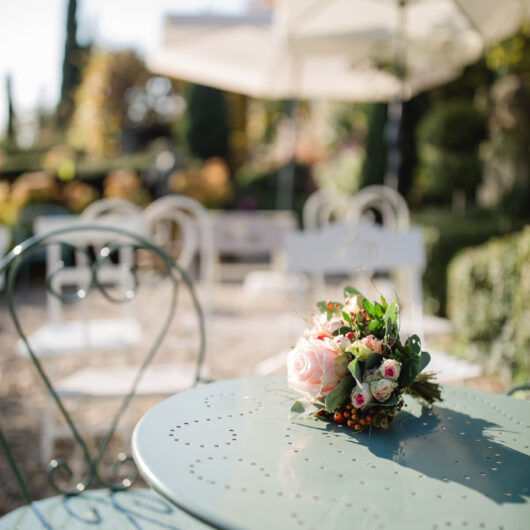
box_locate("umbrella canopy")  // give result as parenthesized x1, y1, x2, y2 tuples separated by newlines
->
(148, 11, 460, 102)
(283, 0, 530, 93)
(148, 0, 529, 102)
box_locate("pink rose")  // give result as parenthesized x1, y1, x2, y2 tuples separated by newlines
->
(360, 335, 383, 354)
(305, 313, 342, 340)
(379, 359, 401, 380)
(287, 337, 347, 400)
(351, 382, 372, 409)
(370, 378, 397, 402)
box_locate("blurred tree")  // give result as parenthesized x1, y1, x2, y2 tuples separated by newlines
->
(5, 74, 16, 148)
(360, 103, 387, 188)
(397, 94, 429, 200)
(225, 92, 248, 171)
(186, 84, 229, 162)
(480, 23, 530, 219)
(416, 101, 487, 208)
(58, 0, 83, 126)
(69, 51, 183, 156)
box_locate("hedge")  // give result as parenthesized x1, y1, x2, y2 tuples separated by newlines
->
(414, 208, 523, 316)
(447, 226, 530, 382)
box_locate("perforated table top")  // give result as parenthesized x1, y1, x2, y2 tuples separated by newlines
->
(132, 375, 530, 530)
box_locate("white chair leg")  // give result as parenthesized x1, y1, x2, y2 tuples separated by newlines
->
(40, 395, 55, 467)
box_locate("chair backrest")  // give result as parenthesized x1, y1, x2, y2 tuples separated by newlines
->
(210, 209, 298, 281)
(349, 185, 410, 230)
(141, 194, 213, 286)
(33, 214, 144, 323)
(0, 225, 205, 504)
(80, 198, 143, 219)
(302, 189, 351, 230)
(302, 186, 410, 231)
(285, 221, 425, 335)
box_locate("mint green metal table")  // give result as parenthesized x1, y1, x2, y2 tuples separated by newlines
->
(132, 375, 530, 530)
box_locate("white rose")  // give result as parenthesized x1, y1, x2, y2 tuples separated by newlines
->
(370, 378, 397, 402)
(378, 359, 401, 381)
(351, 382, 372, 409)
(332, 334, 351, 353)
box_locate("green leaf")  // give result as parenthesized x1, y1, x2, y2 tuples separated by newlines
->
(362, 299, 377, 317)
(316, 301, 327, 311)
(418, 351, 431, 373)
(344, 286, 364, 299)
(365, 353, 383, 371)
(383, 301, 397, 337)
(373, 302, 385, 318)
(406, 334, 422, 356)
(336, 326, 352, 336)
(367, 320, 381, 333)
(341, 311, 353, 327)
(380, 295, 388, 308)
(325, 375, 354, 412)
(289, 399, 323, 420)
(400, 355, 421, 388)
(365, 395, 398, 408)
(348, 359, 363, 387)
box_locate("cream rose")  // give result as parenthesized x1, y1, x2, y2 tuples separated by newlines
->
(370, 378, 397, 402)
(287, 337, 348, 400)
(346, 340, 372, 361)
(360, 335, 384, 354)
(379, 359, 401, 381)
(351, 382, 372, 409)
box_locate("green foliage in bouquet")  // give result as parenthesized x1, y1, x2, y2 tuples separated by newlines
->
(288, 286, 441, 431)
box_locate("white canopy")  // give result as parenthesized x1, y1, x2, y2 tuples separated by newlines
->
(147, 0, 529, 102)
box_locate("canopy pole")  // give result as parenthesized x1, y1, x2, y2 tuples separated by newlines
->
(384, 0, 407, 191)
(276, 99, 297, 210)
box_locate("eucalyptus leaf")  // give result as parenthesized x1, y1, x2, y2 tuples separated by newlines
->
(400, 357, 420, 388)
(348, 359, 363, 387)
(406, 334, 422, 355)
(418, 351, 431, 373)
(365, 395, 398, 408)
(336, 326, 351, 336)
(325, 375, 354, 412)
(365, 353, 383, 371)
(289, 399, 322, 420)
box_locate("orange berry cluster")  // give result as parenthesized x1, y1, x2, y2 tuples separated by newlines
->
(325, 400, 403, 431)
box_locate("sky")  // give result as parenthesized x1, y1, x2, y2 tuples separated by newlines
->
(0, 0, 249, 139)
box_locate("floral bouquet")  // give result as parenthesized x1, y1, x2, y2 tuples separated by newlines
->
(287, 286, 441, 431)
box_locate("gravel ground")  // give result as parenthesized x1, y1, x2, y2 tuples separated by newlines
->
(0, 277, 506, 515)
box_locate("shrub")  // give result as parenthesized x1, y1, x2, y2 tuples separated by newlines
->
(447, 226, 530, 382)
(416, 101, 487, 204)
(415, 208, 521, 316)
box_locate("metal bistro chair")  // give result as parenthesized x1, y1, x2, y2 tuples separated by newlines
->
(141, 195, 214, 331)
(0, 225, 211, 529)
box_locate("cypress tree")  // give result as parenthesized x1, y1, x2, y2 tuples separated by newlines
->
(58, 0, 81, 125)
(186, 84, 229, 162)
(5, 74, 16, 147)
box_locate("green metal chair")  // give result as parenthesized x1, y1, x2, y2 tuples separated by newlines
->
(0, 225, 213, 529)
